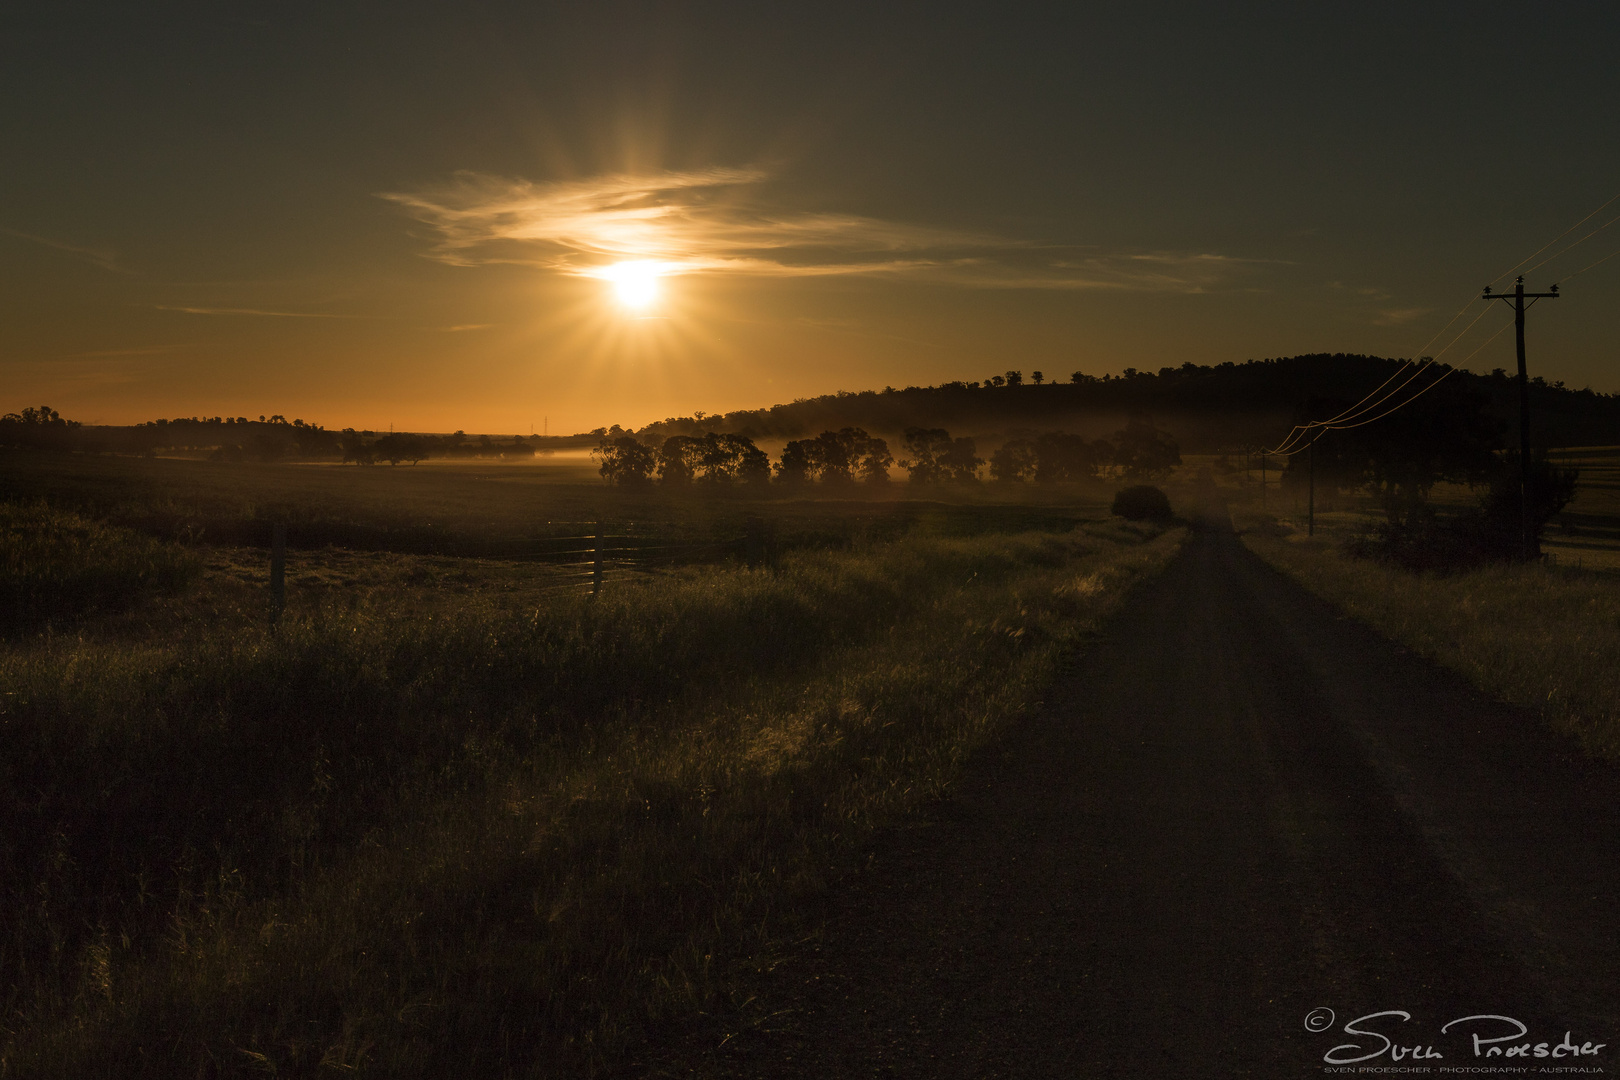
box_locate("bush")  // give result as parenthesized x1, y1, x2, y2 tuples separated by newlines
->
(1346, 453, 1580, 572)
(1112, 485, 1172, 521)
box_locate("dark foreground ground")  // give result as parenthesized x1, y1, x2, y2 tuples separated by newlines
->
(631, 512, 1620, 1078)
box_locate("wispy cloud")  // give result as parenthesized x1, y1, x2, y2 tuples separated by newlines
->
(156, 305, 352, 318)
(1374, 307, 1430, 327)
(1, 228, 128, 273)
(438, 323, 494, 332)
(380, 168, 1258, 292)
(69, 345, 189, 357)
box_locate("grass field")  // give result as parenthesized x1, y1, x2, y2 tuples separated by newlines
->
(1233, 452, 1620, 763)
(1542, 446, 1620, 571)
(0, 449, 1116, 559)
(0, 449, 1183, 1077)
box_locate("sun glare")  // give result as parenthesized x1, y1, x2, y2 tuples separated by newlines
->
(600, 260, 664, 311)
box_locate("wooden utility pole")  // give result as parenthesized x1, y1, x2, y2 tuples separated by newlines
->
(1482, 276, 1560, 559)
(1307, 437, 1315, 537)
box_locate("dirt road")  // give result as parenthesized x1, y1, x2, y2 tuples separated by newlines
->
(638, 515, 1620, 1078)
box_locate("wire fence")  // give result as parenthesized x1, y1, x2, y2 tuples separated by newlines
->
(472, 519, 776, 596)
(255, 518, 778, 615)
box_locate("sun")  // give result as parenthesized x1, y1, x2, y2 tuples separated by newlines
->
(599, 260, 664, 311)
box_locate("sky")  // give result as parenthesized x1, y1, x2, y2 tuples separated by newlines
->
(3, 1, 1619, 434)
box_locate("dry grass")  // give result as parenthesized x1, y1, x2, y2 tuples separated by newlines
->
(1236, 500, 1620, 763)
(0, 502, 200, 632)
(0, 503, 1182, 1078)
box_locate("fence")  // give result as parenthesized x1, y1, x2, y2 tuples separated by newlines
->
(485, 520, 776, 595)
(260, 518, 777, 613)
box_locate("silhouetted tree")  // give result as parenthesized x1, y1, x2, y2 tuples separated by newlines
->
(901, 427, 983, 483)
(249, 426, 296, 462)
(594, 436, 657, 485)
(900, 428, 950, 483)
(657, 435, 704, 484)
(0, 405, 80, 451)
(1348, 379, 1502, 533)
(775, 440, 814, 484)
(990, 439, 1038, 482)
(1005, 370, 1024, 387)
(1031, 371, 1044, 385)
(340, 433, 376, 465)
(773, 429, 889, 485)
(695, 432, 771, 484)
(1112, 419, 1181, 479)
(374, 433, 428, 465)
(806, 428, 883, 484)
(857, 434, 893, 484)
(1477, 452, 1578, 560)
(1033, 431, 1110, 481)
(809, 429, 858, 484)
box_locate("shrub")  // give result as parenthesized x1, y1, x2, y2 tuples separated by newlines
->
(1112, 485, 1173, 521)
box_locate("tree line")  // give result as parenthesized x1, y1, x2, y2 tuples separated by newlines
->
(631, 355, 1620, 451)
(594, 420, 1181, 486)
(0, 410, 587, 463)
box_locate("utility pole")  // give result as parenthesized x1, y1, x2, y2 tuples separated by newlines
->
(1260, 450, 1268, 510)
(1307, 437, 1315, 537)
(1482, 276, 1560, 560)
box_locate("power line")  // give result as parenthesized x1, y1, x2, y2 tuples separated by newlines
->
(1558, 240, 1620, 282)
(1266, 189, 1616, 458)
(1487, 186, 1620, 289)
(1268, 302, 1497, 456)
(1522, 210, 1620, 279)
(1266, 315, 1516, 458)
(1269, 294, 1505, 456)
(1312, 319, 1516, 436)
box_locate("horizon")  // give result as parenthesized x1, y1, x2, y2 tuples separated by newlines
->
(4, 4, 1618, 433)
(22, 351, 1617, 449)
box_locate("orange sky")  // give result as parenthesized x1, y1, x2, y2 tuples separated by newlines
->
(4, 4, 1618, 434)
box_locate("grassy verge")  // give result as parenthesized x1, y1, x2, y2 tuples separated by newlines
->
(0, 502, 199, 633)
(1, 517, 1182, 1077)
(1235, 503, 1620, 762)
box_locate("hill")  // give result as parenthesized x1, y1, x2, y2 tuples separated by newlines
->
(633, 355, 1620, 452)
(6, 355, 1620, 462)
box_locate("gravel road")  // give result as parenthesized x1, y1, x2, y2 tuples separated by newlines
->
(636, 513, 1620, 1078)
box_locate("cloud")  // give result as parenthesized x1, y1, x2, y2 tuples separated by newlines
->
(1, 228, 128, 273)
(380, 169, 1257, 292)
(438, 323, 494, 332)
(1374, 307, 1430, 326)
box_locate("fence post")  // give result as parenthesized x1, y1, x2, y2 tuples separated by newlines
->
(592, 522, 604, 596)
(270, 521, 286, 622)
